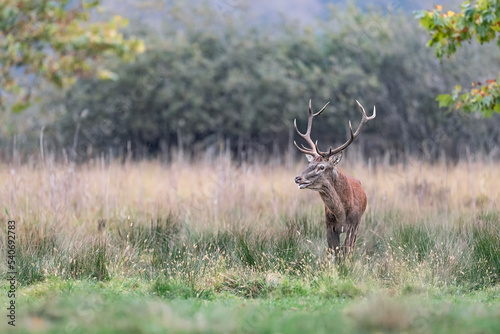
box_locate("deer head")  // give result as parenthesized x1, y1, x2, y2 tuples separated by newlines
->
(294, 99, 376, 191)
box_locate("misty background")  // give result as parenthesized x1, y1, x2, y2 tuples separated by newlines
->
(3, 0, 499, 164)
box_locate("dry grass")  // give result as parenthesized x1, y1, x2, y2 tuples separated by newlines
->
(2, 157, 498, 232)
(0, 156, 499, 289)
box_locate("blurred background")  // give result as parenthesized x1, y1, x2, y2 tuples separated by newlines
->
(3, 0, 499, 164)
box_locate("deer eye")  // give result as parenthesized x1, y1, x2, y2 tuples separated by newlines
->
(318, 165, 325, 171)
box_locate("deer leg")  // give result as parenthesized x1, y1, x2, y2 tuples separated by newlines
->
(326, 224, 341, 256)
(342, 224, 359, 256)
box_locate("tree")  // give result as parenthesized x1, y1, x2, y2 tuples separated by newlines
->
(46, 3, 499, 163)
(415, 1, 500, 117)
(0, 0, 144, 112)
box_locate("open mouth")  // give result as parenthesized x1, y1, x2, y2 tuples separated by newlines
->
(298, 182, 311, 189)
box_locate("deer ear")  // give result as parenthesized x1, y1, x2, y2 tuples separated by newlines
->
(330, 152, 343, 165)
(305, 154, 314, 162)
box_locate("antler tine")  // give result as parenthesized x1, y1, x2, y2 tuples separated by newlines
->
(293, 119, 305, 137)
(353, 100, 376, 137)
(304, 100, 314, 137)
(327, 101, 376, 156)
(293, 119, 316, 154)
(294, 99, 330, 156)
(315, 121, 354, 157)
(356, 100, 376, 119)
(314, 140, 333, 158)
(328, 121, 355, 155)
(294, 98, 375, 159)
(314, 101, 330, 117)
(294, 140, 316, 155)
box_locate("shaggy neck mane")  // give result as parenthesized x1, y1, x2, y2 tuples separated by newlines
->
(318, 168, 351, 219)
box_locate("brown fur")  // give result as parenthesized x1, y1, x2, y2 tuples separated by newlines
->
(320, 169, 366, 256)
(293, 99, 374, 256)
(296, 158, 367, 257)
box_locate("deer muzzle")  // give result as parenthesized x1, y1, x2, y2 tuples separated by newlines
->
(295, 176, 310, 189)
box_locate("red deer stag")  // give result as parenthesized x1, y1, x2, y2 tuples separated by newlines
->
(294, 99, 375, 257)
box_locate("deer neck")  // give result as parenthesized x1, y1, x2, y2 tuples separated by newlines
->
(318, 168, 350, 217)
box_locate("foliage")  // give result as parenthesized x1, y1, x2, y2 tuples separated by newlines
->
(0, 0, 145, 112)
(46, 3, 500, 162)
(415, 1, 500, 117)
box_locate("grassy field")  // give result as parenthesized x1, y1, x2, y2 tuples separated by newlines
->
(1, 157, 499, 333)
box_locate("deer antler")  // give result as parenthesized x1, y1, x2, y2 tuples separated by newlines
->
(318, 100, 376, 157)
(294, 99, 376, 159)
(293, 99, 330, 156)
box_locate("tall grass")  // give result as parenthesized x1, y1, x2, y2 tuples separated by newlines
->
(0, 156, 498, 294)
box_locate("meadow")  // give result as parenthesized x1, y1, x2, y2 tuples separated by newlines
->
(0, 155, 499, 333)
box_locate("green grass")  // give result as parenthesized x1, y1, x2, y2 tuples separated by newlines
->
(2, 277, 499, 334)
(2, 211, 500, 333)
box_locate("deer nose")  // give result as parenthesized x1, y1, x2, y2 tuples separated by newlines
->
(295, 176, 302, 184)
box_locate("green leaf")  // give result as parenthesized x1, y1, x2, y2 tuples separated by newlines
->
(494, 103, 500, 113)
(413, 10, 427, 19)
(437, 94, 454, 107)
(418, 15, 435, 30)
(464, 7, 476, 20)
(483, 13, 495, 23)
(0, 0, 143, 113)
(482, 107, 495, 118)
(433, 13, 446, 27)
(452, 85, 462, 100)
(4, 205, 9, 217)
(482, 95, 493, 106)
(11, 101, 30, 113)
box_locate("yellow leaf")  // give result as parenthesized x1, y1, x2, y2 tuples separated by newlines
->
(107, 30, 117, 38)
(447, 11, 455, 16)
(97, 69, 119, 81)
(136, 41, 146, 54)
